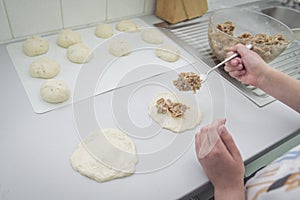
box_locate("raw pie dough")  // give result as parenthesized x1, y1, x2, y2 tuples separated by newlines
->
(29, 56, 60, 79)
(40, 79, 70, 103)
(70, 128, 138, 182)
(95, 24, 113, 38)
(67, 43, 93, 64)
(116, 20, 139, 32)
(56, 29, 82, 48)
(149, 92, 202, 133)
(141, 29, 164, 44)
(155, 44, 180, 62)
(22, 36, 49, 56)
(109, 39, 132, 57)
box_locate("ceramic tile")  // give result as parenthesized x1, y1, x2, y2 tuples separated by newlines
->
(4, 0, 62, 38)
(107, 0, 145, 20)
(207, 0, 259, 11)
(0, 0, 12, 41)
(62, 0, 106, 28)
(144, 0, 156, 13)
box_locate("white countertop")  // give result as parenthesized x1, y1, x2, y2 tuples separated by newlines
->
(0, 15, 300, 200)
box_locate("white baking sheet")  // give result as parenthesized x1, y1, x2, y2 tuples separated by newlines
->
(6, 18, 196, 113)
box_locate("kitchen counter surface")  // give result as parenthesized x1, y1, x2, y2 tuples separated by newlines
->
(1, 14, 300, 200)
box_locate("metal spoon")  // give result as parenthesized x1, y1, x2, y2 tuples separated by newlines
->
(200, 44, 253, 83)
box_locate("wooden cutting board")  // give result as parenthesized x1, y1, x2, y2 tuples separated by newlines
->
(156, 0, 208, 24)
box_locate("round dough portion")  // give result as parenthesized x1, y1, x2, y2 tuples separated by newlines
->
(56, 29, 82, 48)
(29, 56, 60, 79)
(141, 29, 164, 44)
(67, 43, 93, 64)
(70, 128, 138, 182)
(40, 79, 70, 103)
(22, 36, 49, 57)
(109, 39, 132, 57)
(149, 92, 202, 133)
(116, 20, 139, 32)
(155, 44, 180, 62)
(95, 24, 113, 38)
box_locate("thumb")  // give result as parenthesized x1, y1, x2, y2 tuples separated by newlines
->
(236, 43, 251, 57)
(219, 125, 243, 161)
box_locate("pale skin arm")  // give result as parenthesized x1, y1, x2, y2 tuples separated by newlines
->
(195, 119, 246, 200)
(224, 44, 300, 113)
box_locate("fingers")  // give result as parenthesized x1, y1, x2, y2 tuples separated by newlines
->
(235, 43, 251, 57)
(218, 125, 243, 161)
(212, 118, 226, 130)
(224, 62, 243, 72)
(225, 51, 241, 67)
(226, 43, 250, 59)
(224, 51, 244, 74)
(229, 59, 240, 67)
(195, 118, 226, 159)
(225, 46, 247, 80)
(196, 126, 212, 159)
(195, 129, 202, 158)
(225, 63, 246, 79)
(229, 69, 246, 78)
(195, 124, 208, 156)
(225, 43, 250, 69)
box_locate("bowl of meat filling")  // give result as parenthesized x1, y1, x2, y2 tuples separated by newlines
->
(208, 8, 294, 63)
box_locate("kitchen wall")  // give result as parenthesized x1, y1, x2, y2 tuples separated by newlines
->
(0, 0, 260, 43)
(0, 0, 156, 43)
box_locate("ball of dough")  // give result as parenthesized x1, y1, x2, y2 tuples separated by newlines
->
(70, 128, 138, 182)
(22, 36, 49, 57)
(40, 79, 70, 103)
(155, 44, 180, 62)
(109, 39, 132, 57)
(141, 29, 164, 44)
(67, 43, 93, 64)
(95, 24, 113, 38)
(116, 20, 139, 32)
(56, 29, 82, 48)
(29, 56, 60, 79)
(149, 92, 202, 133)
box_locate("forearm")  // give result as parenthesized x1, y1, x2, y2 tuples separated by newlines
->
(257, 67, 300, 113)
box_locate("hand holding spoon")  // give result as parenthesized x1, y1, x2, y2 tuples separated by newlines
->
(200, 44, 253, 83)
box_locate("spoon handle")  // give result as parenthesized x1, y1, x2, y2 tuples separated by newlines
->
(206, 44, 253, 76)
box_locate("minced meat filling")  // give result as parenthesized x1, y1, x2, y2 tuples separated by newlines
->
(173, 72, 202, 93)
(217, 21, 235, 36)
(156, 98, 189, 118)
